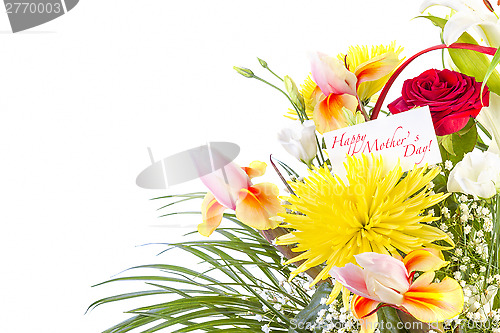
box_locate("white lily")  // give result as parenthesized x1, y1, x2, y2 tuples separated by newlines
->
(477, 92, 500, 154)
(420, 0, 500, 47)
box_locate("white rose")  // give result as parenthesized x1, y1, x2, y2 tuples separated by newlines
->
(447, 150, 500, 199)
(277, 120, 317, 166)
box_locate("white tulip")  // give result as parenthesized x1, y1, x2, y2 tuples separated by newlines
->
(420, 0, 500, 47)
(447, 150, 500, 198)
(278, 120, 317, 166)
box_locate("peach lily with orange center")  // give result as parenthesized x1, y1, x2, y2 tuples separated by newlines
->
(310, 53, 358, 134)
(330, 249, 464, 333)
(199, 161, 284, 237)
(309, 44, 402, 134)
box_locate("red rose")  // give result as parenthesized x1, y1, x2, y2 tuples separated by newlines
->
(388, 69, 489, 136)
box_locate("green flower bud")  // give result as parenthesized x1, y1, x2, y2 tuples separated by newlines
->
(257, 58, 268, 69)
(233, 66, 255, 78)
(342, 108, 366, 126)
(284, 75, 305, 111)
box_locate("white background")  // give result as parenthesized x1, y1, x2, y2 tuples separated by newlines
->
(0, 1, 445, 332)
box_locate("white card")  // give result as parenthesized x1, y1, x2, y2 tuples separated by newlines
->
(324, 106, 442, 174)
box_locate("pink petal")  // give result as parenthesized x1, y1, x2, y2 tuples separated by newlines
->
(200, 161, 250, 210)
(355, 252, 410, 294)
(310, 52, 357, 96)
(330, 263, 373, 300)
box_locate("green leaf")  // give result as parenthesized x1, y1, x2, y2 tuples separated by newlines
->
(377, 307, 407, 333)
(273, 157, 300, 178)
(419, 15, 500, 95)
(482, 45, 500, 97)
(92, 222, 309, 332)
(288, 283, 332, 333)
(396, 310, 438, 333)
(438, 118, 478, 164)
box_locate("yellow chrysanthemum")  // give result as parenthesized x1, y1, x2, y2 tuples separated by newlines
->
(338, 41, 404, 102)
(276, 154, 452, 302)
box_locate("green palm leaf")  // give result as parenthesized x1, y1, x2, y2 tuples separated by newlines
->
(90, 194, 315, 332)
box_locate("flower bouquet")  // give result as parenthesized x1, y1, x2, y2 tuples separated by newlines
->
(90, 1, 500, 332)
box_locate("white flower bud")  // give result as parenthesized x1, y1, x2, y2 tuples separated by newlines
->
(278, 120, 317, 166)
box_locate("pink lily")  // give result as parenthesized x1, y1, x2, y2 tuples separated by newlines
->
(199, 160, 284, 237)
(330, 249, 464, 333)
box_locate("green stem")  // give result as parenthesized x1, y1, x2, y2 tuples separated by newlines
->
(440, 33, 446, 70)
(315, 135, 325, 166)
(254, 75, 327, 167)
(257, 58, 284, 82)
(486, 195, 500, 292)
(476, 141, 489, 151)
(493, 195, 500, 274)
(476, 120, 493, 140)
(315, 155, 322, 167)
(254, 76, 305, 122)
(267, 68, 283, 82)
(356, 95, 370, 122)
(269, 154, 295, 196)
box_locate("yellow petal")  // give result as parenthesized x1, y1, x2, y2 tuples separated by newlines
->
(403, 249, 448, 273)
(313, 93, 358, 134)
(327, 281, 344, 304)
(339, 42, 404, 102)
(235, 183, 284, 230)
(243, 161, 267, 179)
(402, 273, 464, 322)
(354, 51, 400, 86)
(342, 286, 351, 310)
(198, 192, 226, 236)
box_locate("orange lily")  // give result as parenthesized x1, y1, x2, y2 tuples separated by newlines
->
(199, 160, 284, 236)
(330, 249, 464, 333)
